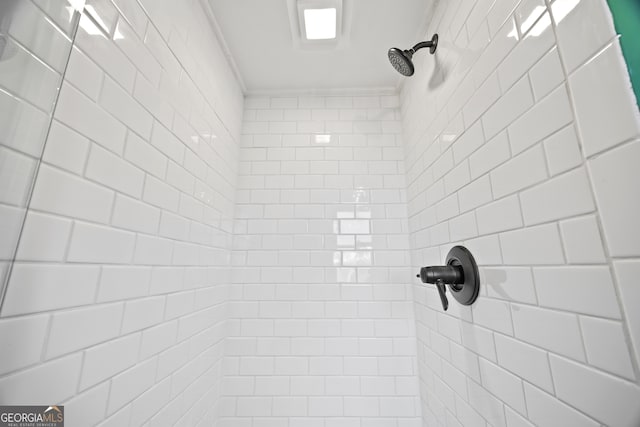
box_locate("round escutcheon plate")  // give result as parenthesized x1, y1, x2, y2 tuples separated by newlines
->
(446, 246, 480, 306)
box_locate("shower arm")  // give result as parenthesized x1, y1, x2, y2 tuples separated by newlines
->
(408, 34, 439, 55)
(411, 41, 434, 52)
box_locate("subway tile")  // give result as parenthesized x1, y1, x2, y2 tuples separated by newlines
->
(65, 47, 103, 101)
(100, 76, 153, 139)
(143, 175, 180, 211)
(0, 38, 59, 111)
(487, 0, 519, 35)
(463, 234, 503, 266)
(478, 18, 520, 85)
(80, 333, 140, 390)
(463, 73, 501, 127)
(497, 12, 555, 92)
(458, 176, 493, 212)
(550, 355, 640, 426)
(291, 376, 324, 395)
(559, 215, 606, 264)
(511, 304, 584, 361)
(461, 322, 497, 362)
(67, 222, 136, 263)
(589, 142, 640, 256)
(46, 303, 123, 358)
(309, 397, 343, 416)
(271, 97, 298, 108)
(469, 131, 510, 179)
(15, 211, 72, 261)
(479, 358, 526, 415)
(0, 315, 49, 375)
(476, 195, 522, 235)
(580, 316, 635, 380)
(344, 397, 379, 416)
(273, 397, 307, 416)
(114, 19, 161, 87)
(482, 267, 536, 304)
(237, 396, 272, 416)
(30, 164, 114, 223)
(75, 16, 136, 92)
(86, 145, 144, 197)
(112, 194, 161, 234)
(8, 0, 72, 72)
(467, 377, 506, 427)
(56, 83, 127, 154)
(524, 382, 599, 427)
(553, 0, 616, 73)
(112, 0, 148, 37)
(495, 334, 553, 393)
(42, 121, 90, 175)
(133, 73, 172, 126)
(107, 357, 156, 414)
(533, 266, 619, 318)
(121, 296, 165, 333)
(490, 144, 547, 198)
(128, 377, 171, 426)
(0, 354, 82, 405)
(97, 266, 151, 302)
(223, 376, 255, 396)
(508, 86, 573, 155)
(0, 88, 49, 157)
(85, 0, 119, 35)
(0, 147, 37, 208)
(613, 260, 640, 369)
(570, 42, 640, 157)
(482, 75, 534, 139)
(542, 125, 582, 177)
(444, 161, 471, 195)
(4, 264, 99, 315)
(499, 223, 564, 265)
(529, 47, 564, 101)
(514, 0, 546, 35)
(124, 132, 167, 179)
(520, 167, 594, 225)
(63, 382, 110, 427)
(471, 297, 513, 335)
(455, 398, 486, 427)
(150, 122, 185, 164)
(139, 321, 177, 359)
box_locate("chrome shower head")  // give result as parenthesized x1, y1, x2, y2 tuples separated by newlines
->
(388, 33, 439, 77)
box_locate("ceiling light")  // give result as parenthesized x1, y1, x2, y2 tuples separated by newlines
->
(303, 8, 336, 40)
(290, 0, 344, 47)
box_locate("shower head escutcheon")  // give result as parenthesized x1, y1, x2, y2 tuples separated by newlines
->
(387, 33, 439, 76)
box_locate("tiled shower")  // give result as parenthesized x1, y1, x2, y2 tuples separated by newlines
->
(0, 0, 639, 426)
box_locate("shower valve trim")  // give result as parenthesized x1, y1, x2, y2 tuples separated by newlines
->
(416, 245, 480, 311)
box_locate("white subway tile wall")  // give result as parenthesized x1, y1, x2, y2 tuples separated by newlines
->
(0, 0, 78, 290)
(0, 1, 243, 426)
(402, 0, 640, 426)
(1, 0, 640, 426)
(226, 93, 422, 426)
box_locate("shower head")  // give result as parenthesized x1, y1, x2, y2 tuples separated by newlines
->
(388, 48, 415, 76)
(388, 33, 439, 77)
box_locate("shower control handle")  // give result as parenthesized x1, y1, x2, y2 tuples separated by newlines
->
(416, 246, 481, 312)
(418, 265, 464, 285)
(416, 265, 463, 311)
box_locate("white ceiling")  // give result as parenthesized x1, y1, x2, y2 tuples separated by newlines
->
(206, 0, 433, 94)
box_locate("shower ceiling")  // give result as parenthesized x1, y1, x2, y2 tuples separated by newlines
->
(206, 0, 433, 93)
